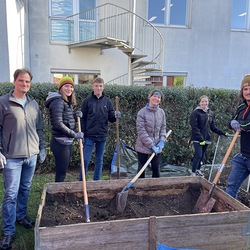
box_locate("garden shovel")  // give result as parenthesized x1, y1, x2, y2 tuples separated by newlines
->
(192, 131, 239, 214)
(115, 96, 121, 179)
(116, 129, 172, 213)
(77, 116, 90, 222)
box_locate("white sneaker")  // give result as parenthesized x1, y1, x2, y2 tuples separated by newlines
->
(190, 172, 196, 177)
(196, 170, 204, 177)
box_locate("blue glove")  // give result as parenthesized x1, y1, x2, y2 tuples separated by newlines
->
(151, 146, 161, 155)
(157, 140, 165, 149)
(75, 110, 82, 118)
(115, 111, 121, 119)
(230, 120, 241, 131)
(39, 148, 46, 163)
(74, 132, 84, 139)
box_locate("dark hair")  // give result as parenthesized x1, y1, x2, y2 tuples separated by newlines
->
(13, 68, 33, 81)
(92, 77, 104, 84)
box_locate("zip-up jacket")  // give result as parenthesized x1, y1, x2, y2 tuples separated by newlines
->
(80, 92, 116, 140)
(0, 91, 46, 158)
(45, 92, 77, 138)
(229, 99, 250, 157)
(135, 104, 167, 154)
(190, 107, 225, 143)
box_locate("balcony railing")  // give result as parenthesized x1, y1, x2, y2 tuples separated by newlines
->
(66, 3, 164, 74)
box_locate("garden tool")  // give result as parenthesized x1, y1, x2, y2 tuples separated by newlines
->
(115, 96, 121, 179)
(116, 129, 172, 213)
(193, 131, 239, 213)
(77, 116, 90, 222)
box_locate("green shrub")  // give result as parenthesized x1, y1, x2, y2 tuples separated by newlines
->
(0, 83, 239, 172)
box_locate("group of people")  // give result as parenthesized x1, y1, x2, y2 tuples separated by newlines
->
(0, 68, 250, 249)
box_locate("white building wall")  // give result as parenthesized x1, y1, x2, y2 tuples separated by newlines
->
(5, 0, 28, 79)
(1, 0, 250, 89)
(27, 0, 128, 83)
(156, 0, 250, 89)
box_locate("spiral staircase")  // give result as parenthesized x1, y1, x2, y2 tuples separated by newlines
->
(67, 3, 164, 85)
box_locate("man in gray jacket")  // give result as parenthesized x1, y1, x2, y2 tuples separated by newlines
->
(0, 68, 46, 250)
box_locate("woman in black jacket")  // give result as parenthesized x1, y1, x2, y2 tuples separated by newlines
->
(45, 76, 83, 182)
(189, 95, 227, 176)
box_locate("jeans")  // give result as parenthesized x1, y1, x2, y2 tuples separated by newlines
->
(51, 137, 72, 182)
(226, 153, 250, 198)
(2, 155, 37, 236)
(137, 152, 161, 178)
(192, 142, 208, 173)
(79, 137, 106, 181)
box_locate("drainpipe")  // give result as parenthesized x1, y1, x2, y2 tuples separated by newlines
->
(128, 0, 136, 86)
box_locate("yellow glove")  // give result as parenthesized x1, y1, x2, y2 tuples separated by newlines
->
(199, 141, 206, 146)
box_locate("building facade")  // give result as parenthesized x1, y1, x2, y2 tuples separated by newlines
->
(0, 0, 250, 89)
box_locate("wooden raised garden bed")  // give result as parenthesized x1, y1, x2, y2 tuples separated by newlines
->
(35, 177, 250, 250)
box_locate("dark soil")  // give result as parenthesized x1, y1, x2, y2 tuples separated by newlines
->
(40, 167, 250, 227)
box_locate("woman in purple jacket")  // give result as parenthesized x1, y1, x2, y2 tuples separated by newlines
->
(135, 89, 167, 178)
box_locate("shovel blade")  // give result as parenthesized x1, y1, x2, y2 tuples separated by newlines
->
(116, 191, 128, 214)
(192, 192, 216, 214)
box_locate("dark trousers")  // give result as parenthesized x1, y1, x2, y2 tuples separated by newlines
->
(192, 142, 208, 173)
(137, 152, 161, 178)
(51, 137, 72, 182)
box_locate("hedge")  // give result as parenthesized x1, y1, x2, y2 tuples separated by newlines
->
(0, 82, 240, 173)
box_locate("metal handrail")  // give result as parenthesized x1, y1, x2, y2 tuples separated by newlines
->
(65, 3, 164, 84)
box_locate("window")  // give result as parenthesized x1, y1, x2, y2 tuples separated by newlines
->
(148, 0, 190, 26)
(49, 0, 96, 42)
(51, 70, 99, 85)
(231, 0, 250, 30)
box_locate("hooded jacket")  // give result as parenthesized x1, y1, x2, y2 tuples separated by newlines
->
(135, 104, 167, 154)
(229, 99, 250, 157)
(45, 92, 77, 139)
(0, 91, 46, 158)
(190, 106, 225, 143)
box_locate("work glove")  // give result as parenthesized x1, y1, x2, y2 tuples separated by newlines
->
(115, 111, 121, 119)
(151, 145, 161, 155)
(74, 132, 84, 139)
(39, 148, 46, 164)
(0, 152, 6, 169)
(75, 110, 82, 118)
(224, 132, 229, 136)
(230, 120, 241, 131)
(157, 140, 165, 149)
(199, 141, 206, 146)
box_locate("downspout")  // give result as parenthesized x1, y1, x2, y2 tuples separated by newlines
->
(128, 0, 136, 85)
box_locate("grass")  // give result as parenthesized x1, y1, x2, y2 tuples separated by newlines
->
(0, 169, 110, 249)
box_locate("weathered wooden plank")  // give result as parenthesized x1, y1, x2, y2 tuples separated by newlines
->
(35, 177, 250, 250)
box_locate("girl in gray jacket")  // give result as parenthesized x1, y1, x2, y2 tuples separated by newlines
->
(135, 89, 167, 178)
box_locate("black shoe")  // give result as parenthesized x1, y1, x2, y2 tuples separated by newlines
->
(0, 235, 12, 250)
(16, 216, 35, 229)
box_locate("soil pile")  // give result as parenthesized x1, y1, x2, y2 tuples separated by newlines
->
(40, 168, 250, 227)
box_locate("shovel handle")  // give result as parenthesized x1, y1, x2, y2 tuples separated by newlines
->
(122, 129, 172, 192)
(212, 131, 239, 185)
(115, 96, 120, 179)
(77, 116, 90, 222)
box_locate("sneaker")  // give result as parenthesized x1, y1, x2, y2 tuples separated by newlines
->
(196, 170, 204, 177)
(190, 172, 196, 177)
(0, 235, 12, 250)
(16, 216, 35, 229)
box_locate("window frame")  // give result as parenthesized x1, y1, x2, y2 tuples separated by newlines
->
(148, 0, 191, 27)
